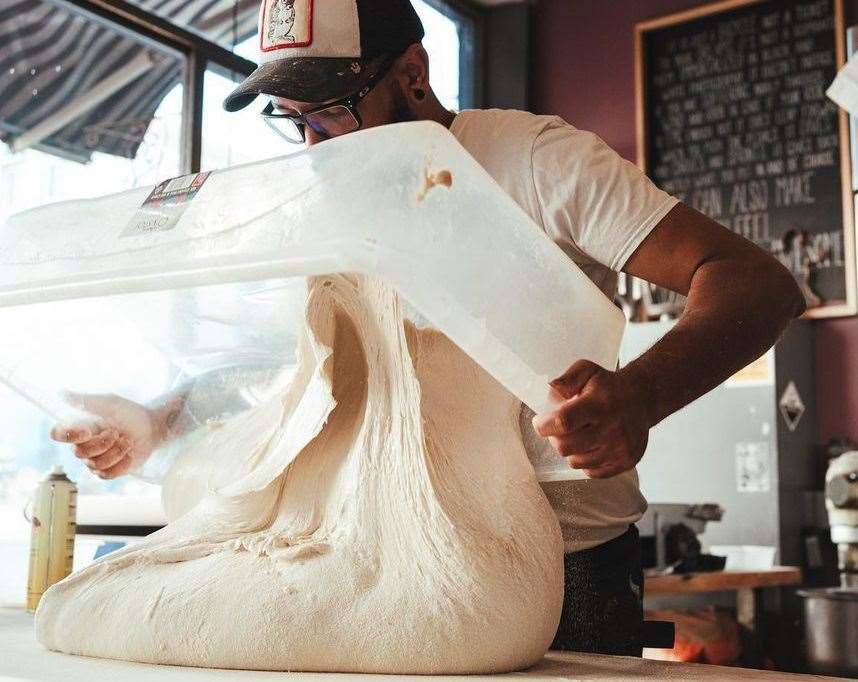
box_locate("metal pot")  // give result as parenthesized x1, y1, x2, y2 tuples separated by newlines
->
(798, 587, 858, 677)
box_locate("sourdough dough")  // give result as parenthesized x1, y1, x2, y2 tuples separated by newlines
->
(35, 275, 564, 674)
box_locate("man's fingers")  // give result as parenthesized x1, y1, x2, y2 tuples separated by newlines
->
(548, 435, 603, 466)
(564, 449, 605, 470)
(549, 360, 601, 400)
(50, 423, 93, 444)
(583, 463, 626, 479)
(51, 417, 110, 444)
(74, 429, 119, 458)
(96, 455, 135, 480)
(533, 397, 600, 438)
(549, 423, 602, 454)
(87, 438, 131, 471)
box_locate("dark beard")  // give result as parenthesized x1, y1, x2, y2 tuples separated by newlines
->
(390, 81, 416, 123)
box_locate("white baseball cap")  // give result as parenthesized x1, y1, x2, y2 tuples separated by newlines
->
(224, 0, 425, 111)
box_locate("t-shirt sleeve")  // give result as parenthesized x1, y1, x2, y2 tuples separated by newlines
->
(530, 122, 679, 271)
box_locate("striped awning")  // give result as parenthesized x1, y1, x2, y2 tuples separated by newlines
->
(0, 0, 258, 162)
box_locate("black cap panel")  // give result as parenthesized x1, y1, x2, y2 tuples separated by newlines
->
(357, 0, 425, 59)
(223, 57, 370, 112)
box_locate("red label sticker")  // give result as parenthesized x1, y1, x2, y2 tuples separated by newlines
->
(260, 0, 313, 52)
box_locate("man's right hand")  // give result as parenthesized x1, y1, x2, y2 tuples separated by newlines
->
(50, 393, 160, 479)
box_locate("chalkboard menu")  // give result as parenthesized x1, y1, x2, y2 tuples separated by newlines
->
(636, 0, 854, 317)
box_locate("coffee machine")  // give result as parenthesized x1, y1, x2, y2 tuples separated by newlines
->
(799, 451, 858, 676)
(825, 451, 858, 588)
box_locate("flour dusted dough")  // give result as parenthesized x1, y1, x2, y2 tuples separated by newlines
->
(35, 275, 564, 674)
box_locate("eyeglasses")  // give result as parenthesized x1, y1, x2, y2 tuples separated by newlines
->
(261, 54, 398, 144)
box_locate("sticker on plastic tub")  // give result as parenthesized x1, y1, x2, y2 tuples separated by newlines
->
(121, 172, 210, 238)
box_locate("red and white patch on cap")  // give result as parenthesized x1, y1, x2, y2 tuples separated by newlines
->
(260, 0, 313, 52)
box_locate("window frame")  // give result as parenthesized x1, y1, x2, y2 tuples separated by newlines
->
(55, 0, 483, 173)
(417, 0, 484, 109)
(55, 0, 257, 174)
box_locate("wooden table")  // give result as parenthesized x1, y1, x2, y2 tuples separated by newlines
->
(645, 567, 802, 630)
(1, 607, 846, 681)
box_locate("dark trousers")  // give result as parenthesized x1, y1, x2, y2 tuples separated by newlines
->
(551, 525, 644, 656)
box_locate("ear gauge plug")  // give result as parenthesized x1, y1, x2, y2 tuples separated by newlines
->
(414, 88, 426, 101)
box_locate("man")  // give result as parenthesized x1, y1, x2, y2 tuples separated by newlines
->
(53, 0, 805, 658)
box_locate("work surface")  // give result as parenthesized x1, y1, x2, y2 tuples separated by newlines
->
(646, 567, 802, 593)
(1, 609, 844, 681)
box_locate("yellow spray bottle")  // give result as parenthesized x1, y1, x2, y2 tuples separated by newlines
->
(27, 465, 76, 612)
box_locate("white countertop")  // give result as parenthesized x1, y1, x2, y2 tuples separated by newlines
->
(1, 608, 844, 681)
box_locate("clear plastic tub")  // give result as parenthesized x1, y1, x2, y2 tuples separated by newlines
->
(0, 121, 624, 482)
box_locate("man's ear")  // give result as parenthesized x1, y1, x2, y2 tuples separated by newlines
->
(397, 43, 430, 91)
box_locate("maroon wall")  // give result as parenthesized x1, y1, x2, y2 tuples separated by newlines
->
(531, 0, 708, 162)
(530, 0, 858, 444)
(816, 318, 858, 441)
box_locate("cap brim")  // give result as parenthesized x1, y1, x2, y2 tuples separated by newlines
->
(223, 58, 369, 112)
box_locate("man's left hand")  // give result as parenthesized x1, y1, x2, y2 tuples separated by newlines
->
(532, 360, 651, 479)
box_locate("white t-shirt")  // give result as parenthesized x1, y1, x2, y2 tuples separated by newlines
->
(450, 109, 679, 553)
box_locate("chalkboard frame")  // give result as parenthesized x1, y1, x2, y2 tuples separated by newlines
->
(635, 0, 855, 318)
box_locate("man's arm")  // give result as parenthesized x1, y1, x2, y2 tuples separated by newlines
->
(533, 202, 806, 478)
(146, 381, 196, 446)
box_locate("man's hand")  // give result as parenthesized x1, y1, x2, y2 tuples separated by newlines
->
(50, 393, 161, 480)
(532, 360, 651, 479)
(532, 203, 805, 479)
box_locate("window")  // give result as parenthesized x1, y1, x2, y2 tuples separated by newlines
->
(0, 87, 184, 224)
(200, 37, 289, 169)
(413, 0, 462, 111)
(0, 3, 186, 223)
